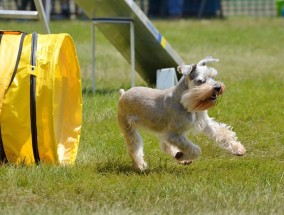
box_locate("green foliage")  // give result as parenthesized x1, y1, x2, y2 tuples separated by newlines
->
(0, 18, 283, 214)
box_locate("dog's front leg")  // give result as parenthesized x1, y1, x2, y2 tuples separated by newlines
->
(162, 133, 201, 162)
(199, 113, 246, 156)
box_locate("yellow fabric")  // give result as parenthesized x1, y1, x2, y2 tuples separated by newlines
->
(0, 32, 22, 115)
(0, 31, 82, 165)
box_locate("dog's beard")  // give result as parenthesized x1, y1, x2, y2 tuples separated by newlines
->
(180, 84, 224, 112)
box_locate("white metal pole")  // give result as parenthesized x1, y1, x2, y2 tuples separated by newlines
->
(130, 21, 135, 87)
(34, 0, 50, 33)
(45, 0, 51, 22)
(92, 22, 96, 92)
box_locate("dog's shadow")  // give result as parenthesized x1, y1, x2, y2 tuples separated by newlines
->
(82, 87, 119, 96)
(95, 160, 196, 176)
(96, 161, 136, 175)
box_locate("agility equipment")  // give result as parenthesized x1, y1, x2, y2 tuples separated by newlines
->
(0, 31, 82, 165)
(75, 0, 184, 90)
(0, 0, 50, 33)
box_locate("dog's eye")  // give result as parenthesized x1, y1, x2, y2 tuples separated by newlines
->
(196, 79, 206, 85)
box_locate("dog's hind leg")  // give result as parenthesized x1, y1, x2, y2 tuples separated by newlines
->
(162, 133, 201, 162)
(160, 141, 179, 157)
(160, 140, 192, 165)
(117, 115, 147, 170)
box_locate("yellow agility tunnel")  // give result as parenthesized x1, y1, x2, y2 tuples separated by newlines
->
(0, 31, 82, 165)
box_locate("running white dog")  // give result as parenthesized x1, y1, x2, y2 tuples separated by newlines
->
(117, 56, 246, 170)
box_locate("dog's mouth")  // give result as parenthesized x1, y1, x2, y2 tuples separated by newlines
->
(209, 94, 217, 101)
(209, 86, 224, 101)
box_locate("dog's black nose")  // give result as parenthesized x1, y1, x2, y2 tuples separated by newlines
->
(214, 84, 222, 92)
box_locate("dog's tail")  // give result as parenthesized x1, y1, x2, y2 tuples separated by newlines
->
(119, 89, 125, 97)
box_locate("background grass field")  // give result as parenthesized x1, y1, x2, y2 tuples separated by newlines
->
(0, 18, 283, 214)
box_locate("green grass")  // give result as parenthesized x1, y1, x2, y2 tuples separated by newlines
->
(0, 18, 284, 214)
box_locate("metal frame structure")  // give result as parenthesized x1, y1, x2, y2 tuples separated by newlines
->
(92, 17, 135, 92)
(75, 0, 184, 92)
(0, 0, 50, 34)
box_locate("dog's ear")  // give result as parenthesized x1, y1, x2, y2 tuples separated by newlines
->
(197, 56, 219, 66)
(177, 65, 194, 76)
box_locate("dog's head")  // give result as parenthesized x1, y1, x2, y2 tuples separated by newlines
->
(177, 56, 225, 112)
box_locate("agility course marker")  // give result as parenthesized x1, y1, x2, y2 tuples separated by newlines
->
(156, 68, 178, 90)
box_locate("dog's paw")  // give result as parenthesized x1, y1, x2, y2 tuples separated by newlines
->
(134, 162, 148, 171)
(179, 160, 192, 165)
(186, 144, 202, 160)
(230, 141, 246, 156)
(175, 152, 192, 165)
(175, 146, 200, 162)
(175, 151, 184, 159)
(176, 144, 201, 161)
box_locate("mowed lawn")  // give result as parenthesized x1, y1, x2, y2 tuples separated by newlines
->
(0, 18, 283, 214)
